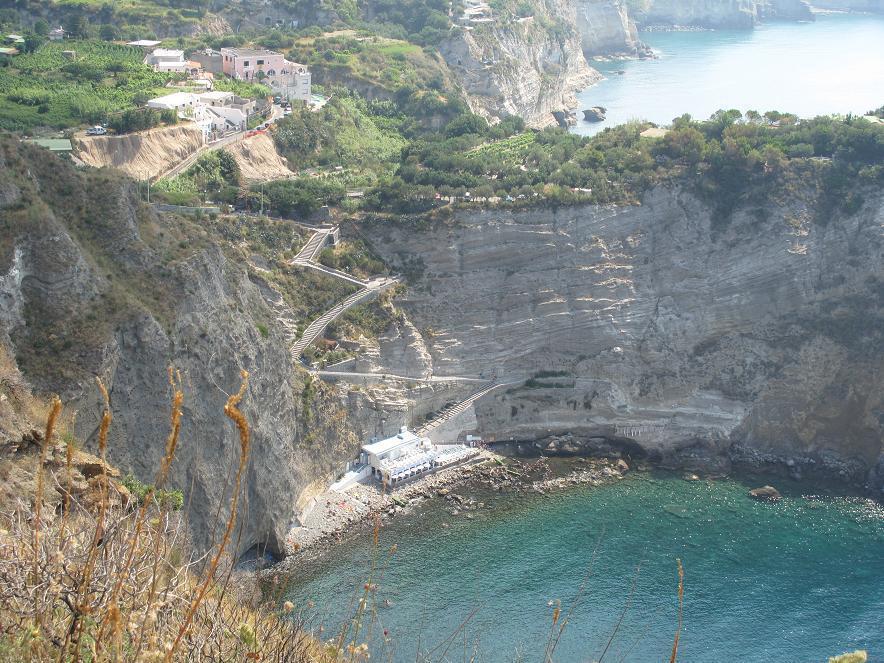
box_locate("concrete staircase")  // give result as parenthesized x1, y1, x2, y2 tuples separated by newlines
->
(416, 381, 504, 436)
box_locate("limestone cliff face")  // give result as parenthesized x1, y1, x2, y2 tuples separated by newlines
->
(810, 0, 883, 11)
(631, 0, 813, 27)
(575, 0, 646, 56)
(0, 140, 359, 557)
(439, 0, 601, 127)
(369, 187, 884, 490)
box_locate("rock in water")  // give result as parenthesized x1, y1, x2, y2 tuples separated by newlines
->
(749, 485, 782, 502)
(583, 106, 607, 122)
(616, 459, 629, 473)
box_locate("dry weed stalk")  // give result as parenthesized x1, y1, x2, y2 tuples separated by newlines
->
(669, 558, 685, 663)
(0, 369, 323, 662)
(167, 369, 250, 661)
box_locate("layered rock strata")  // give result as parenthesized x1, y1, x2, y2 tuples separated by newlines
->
(368, 186, 884, 490)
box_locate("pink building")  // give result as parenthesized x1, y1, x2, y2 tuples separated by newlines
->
(219, 47, 311, 101)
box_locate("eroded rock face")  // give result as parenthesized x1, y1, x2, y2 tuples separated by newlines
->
(0, 140, 360, 557)
(439, 0, 601, 127)
(631, 0, 813, 28)
(575, 0, 646, 56)
(369, 187, 884, 490)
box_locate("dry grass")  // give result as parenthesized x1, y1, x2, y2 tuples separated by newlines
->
(0, 370, 335, 663)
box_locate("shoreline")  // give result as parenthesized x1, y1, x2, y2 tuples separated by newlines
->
(278, 452, 633, 564)
(272, 446, 883, 570)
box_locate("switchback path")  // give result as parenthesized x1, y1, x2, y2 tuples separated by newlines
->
(290, 276, 398, 360)
(316, 370, 488, 383)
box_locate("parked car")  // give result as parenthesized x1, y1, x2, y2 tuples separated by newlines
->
(85, 126, 107, 136)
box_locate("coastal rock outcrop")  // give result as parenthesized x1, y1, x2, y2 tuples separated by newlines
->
(575, 0, 648, 56)
(810, 0, 883, 12)
(369, 185, 884, 490)
(631, 0, 813, 28)
(439, 0, 601, 127)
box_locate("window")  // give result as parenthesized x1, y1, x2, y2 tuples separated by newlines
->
(257, 59, 264, 65)
(243, 60, 250, 67)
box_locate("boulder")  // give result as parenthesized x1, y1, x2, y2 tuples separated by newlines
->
(748, 485, 782, 502)
(583, 106, 607, 122)
(616, 459, 629, 473)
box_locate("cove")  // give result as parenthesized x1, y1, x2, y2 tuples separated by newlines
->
(572, 13, 884, 136)
(282, 472, 884, 661)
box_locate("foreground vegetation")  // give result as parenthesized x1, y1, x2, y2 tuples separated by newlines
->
(0, 361, 332, 661)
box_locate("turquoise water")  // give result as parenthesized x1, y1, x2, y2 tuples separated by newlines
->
(573, 13, 884, 136)
(284, 473, 884, 661)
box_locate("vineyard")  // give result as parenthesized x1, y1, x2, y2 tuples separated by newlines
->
(467, 131, 537, 164)
(0, 40, 170, 131)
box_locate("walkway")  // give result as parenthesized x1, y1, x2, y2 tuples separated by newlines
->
(416, 381, 509, 436)
(316, 370, 488, 383)
(291, 227, 333, 264)
(290, 276, 397, 360)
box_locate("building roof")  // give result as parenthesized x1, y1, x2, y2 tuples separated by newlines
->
(362, 429, 422, 456)
(0, 47, 19, 56)
(128, 39, 161, 47)
(147, 92, 196, 106)
(199, 90, 234, 101)
(151, 48, 184, 58)
(220, 47, 282, 58)
(26, 139, 72, 152)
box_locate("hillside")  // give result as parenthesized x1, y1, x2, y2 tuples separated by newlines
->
(0, 136, 360, 558)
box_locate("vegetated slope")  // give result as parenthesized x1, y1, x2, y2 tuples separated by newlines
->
(368, 141, 884, 490)
(0, 136, 359, 558)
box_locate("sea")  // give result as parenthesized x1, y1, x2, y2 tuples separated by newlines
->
(280, 14, 884, 661)
(572, 12, 884, 136)
(283, 471, 883, 662)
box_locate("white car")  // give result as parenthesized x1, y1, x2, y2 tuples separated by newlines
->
(86, 126, 107, 136)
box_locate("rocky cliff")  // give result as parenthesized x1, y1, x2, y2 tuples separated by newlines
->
(368, 185, 884, 491)
(0, 138, 359, 557)
(74, 124, 205, 181)
(630, 0, 813, 27)
(439, 0, 601, 127)
(576, 0, 648, 56)
(810, 0, 884, 11)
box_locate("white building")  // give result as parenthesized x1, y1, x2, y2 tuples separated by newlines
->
(49, 27, 65, 41)
(146, 91, 198, 114)
(128, 39, 161, 49)
(358, 427, 479, 487)
(144, 48, 187, 73)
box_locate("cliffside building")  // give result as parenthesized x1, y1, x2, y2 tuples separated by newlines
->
(220, 47, 311, 101)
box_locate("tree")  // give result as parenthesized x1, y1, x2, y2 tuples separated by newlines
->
(22, 33, 44, 54)
(99, 24, 117, 41)
(33, 19, 49, 36)
(69, 15, 89, 39)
